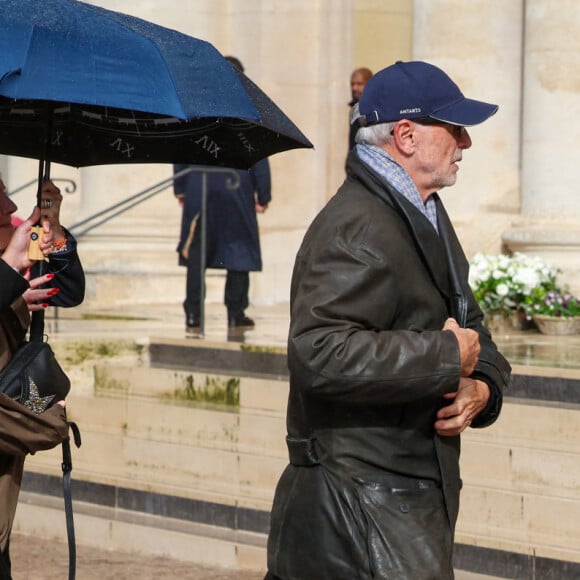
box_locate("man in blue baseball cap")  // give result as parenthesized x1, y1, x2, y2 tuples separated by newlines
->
(265, 61, 511, 579)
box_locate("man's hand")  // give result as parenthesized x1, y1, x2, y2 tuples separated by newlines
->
(443, 317, 480, 376)
(434, 378, 490, 437)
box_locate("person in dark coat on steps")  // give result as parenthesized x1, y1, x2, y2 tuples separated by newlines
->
(174, 56, 272, 332)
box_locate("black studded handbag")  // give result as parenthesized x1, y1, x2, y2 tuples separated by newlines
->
(0, 339, 70, 413)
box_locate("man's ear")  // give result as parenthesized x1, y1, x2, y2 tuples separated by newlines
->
(392, 120, 416, 154)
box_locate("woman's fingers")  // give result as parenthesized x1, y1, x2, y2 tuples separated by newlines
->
(27, 273, 55, 289)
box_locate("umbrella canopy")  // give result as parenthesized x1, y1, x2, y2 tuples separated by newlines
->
(0, 0, 312, 169)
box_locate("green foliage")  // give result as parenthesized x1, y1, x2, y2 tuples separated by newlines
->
(166, 375, 240, 407)
(82, 313, 151, 321)
(525, 290, 580, 318)
(64, 340, 139, 365)
(94, 367, 129, 394)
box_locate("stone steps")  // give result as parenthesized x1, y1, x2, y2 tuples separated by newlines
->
(16, 491, 266, 571)
(18, 343, 289, 573)
(17, 337, 580, 578)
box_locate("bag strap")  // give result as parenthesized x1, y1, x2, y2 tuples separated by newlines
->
(31, 265, 80, 577)
(29, 255, 46, 343)
(29, 310, 45, 343)
(62, 420, 82, 580)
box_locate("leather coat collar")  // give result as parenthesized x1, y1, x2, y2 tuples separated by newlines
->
(346, 151, 470, 325)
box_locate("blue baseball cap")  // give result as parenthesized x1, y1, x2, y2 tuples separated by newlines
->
(357, 60, 498, 127)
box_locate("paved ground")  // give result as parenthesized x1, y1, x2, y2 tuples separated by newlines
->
(11, 532, 503, 579)
(10, 533, 264, 580)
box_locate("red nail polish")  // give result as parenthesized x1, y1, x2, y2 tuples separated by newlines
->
(46, 273, 55, 280)
(41, 303, 49, 309)
(48, 288, 61, 296)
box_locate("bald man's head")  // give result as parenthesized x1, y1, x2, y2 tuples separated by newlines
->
(350, 67, 373, 103)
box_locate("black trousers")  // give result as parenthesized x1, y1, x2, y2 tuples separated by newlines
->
(0, 542, 12, 580)
(184, 241, 249, 320)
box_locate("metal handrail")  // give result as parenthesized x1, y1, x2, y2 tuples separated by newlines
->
(7, 177, 77, 197)
(68, 166, 239, 239)
(68, 173, 176, 237)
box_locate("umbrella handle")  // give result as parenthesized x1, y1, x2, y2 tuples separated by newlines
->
(29, 159, 51, 261)
(36, 159, 52, 208)
(36, 159, 44, 209)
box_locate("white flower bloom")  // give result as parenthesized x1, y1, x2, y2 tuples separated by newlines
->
(468, 251, 560, 314)
(513, 268, 540, 291)
(498, 255, 510, 269)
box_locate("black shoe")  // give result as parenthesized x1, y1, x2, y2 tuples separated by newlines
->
(186, 314, 201, 331)
(228, 314, 255, 328)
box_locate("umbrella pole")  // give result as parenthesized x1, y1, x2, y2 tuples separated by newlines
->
(37, 158, 52, 203)
(37, 103, 53, 208)
(29, 158, 51, 342)
(199, 172, 208, 336)
(36, 158, 45, 208)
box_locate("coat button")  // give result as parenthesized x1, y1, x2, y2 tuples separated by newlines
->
(399, 503, 410, 513)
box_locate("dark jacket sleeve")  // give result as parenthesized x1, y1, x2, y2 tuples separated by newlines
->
(467, 290, 510, 428)
(30, 229, 85, 308)
(288, 192, 461, 407)
(251, 159, 272, 205)
(173, 163, 189, 197)
(0, 261, 29, 310)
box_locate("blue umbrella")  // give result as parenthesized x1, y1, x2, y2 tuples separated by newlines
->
(0, 0, 312, 171)
(0, 1, 257, 119)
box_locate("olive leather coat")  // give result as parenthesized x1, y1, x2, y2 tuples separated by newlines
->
(266, 152, 511, 580)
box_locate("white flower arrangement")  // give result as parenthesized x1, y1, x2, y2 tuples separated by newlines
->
(468, 252, 559, 315)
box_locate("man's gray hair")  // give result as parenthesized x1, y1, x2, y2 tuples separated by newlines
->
(355, 122, 396, 146)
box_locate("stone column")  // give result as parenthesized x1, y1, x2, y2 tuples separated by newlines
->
(412, 0, 524, 258)
(502, 0, 580, 293)
(520, 0, 580, 219)
(225, 0, 355, 304)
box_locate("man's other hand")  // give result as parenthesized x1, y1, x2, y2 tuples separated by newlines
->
(443, 317, 480, 376)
